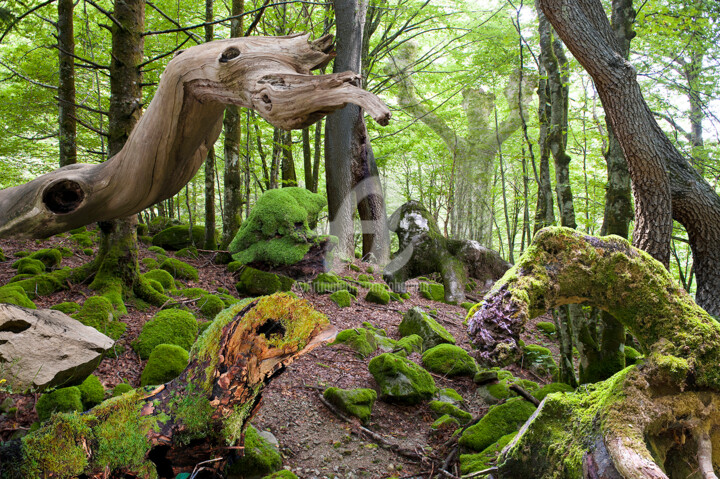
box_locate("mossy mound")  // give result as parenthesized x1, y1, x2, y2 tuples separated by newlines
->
(70, 233, 93, 248)
(365, 288, 390, 305)
(36, 386, 84, 422)
(329, 289, 352, 308)
(29, 249, 63, 269)
(50, 301, 80, 315)
(323, 387, 377, 424)
(235, 267, 295, 297)
(0, 246, 4, 262)
(431, 414, 460, 431)
(261, 471, 298, 479)
(11, 268, 71, 298)
(176, 246, 198, 259)
(625, 345, 644, 365)
(0, 284, 36, 309)
(147, 246, 167, 255)
(395, 334, 423, 356)
(159, 258, 199, 281)
(132, 309, 198, 360)
(311, 273, 357, 296)
(536, 321, 556, 336)
(146, 279, 165, 295)
(140, 344, 189, 386)
(533, 382, 575, 402)
(152, 225, 204, 250)
(458, 398, 536, 452)
(141, 257, 159, 269)
(225, 424, 282, 477)
(72, 296, 126, 340)
(419, 282, 445, 302)
(421, 344, 478, 377)
(357, 274, 372, 282)
(523, 344, 559, 378)
(437, 387, 464, 404)
(475, 370, 539, 404)
(141, 269, 175, 290)
(197, 294, 225, 319)
(228, 187, 327, 266)
(459, 432, 517, 474)
(368, 353, 436, 405)
(77, 375, 104, 409)
(398, 307, 455, 349)
(429, 400, 472, 424)
(332, 327, 380, 358)
(12, 257, 46, 275)
(111, 383, 133, 397)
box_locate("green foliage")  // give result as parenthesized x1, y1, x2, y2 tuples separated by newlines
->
(323, 387, 377, 424)
(159, 258, 199, 281)
(421, 344, 477, 377)
(36, 387, 84, 422)
(368, 353, 436, 405)
(132, 309, 198, 360)
(140, 344, 189, 386)
(459, 398, 536, 452)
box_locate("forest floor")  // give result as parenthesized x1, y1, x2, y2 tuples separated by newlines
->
(0, 231, 557, 479)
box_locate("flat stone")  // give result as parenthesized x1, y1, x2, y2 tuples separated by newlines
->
(0, 304, 114, 390)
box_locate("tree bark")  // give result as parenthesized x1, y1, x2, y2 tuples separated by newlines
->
(57, 0, 76, 167)
(281, 130, 297, 187)
(203, 0, 217, 251)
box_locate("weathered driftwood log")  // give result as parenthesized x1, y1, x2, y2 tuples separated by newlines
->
(0, 293, 335, 478)
(467, 227, 720, 478)
(0, 34, 390, 240)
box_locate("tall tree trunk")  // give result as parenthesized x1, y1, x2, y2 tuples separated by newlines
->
(302, 126, 314, 191)
(312, 119, 322, 193)
(281, 130, 297, 187)
(534, 58, 555, 234)
(221, 0, 244, 248)
(203, 0, 217, 250)
(57, 0, 76, 167)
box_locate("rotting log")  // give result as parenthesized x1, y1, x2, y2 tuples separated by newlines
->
(0, 33, 391, 240)
(0, 293, 336, 478)
(467, 227, 720, 478)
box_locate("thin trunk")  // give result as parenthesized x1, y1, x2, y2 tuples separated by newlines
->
(312, 119, 322, 193)
(302, 127, 313, 191)
(58, 0, 76, 167)
(204, 0, 217, 250)
(281, 130, 297, 187)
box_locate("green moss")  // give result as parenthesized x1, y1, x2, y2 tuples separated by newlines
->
(12, 257, 46, 275)
(368, 353, 436, 405)
(22, 412, 91, 476)
(225, 424, 282, 477)
(140, 344, 189, 386)
(198, 294, 225, 319)
(398, 307, 455, 349)
(349, 264, 361, 272)
(459, 398, 536, 452)
(330, 289, 353, 308)
(235, 267, 295, 296)
(523, 344, 559, 378)
(437, 387, 464, 404)
(533, 383, 575, 402)
(312, 273, 357, 296)
(422, 344, 478, 377)
(111, 383, 133, 397)
(159, 258, 199, 281)
(460, 432, 517, 474)
(29, 249, 63, 269)
(70, 233, 93, 248)
(536, 321, 556, 336)
(323, 387, 377, 424)
(146, 278, 165, 294)
(229, 187, 327, 266)
(227, 261, 243, 273)
(133, 277, 171, 308)
(141, 257, 159, 269)
(420, 282, 445, 302)
(460, 302, 475, 312)
(395, 334, 423, 356)
(69, 226, 87, 234)
(261, 471, 299, 479)
(0, 246, 4, 262)
(625, 345, 643, 365)
(332, 328, 378, 358)
(152, 225, 204, 250)
(142, 269, 175, 290)
(429, 400, 472, 424)
(82, 248, 94, 256)
(8, 273, 34, 283)
(365, 288, 390, 305)
(36, 387, 84, 422)
(77, 375, 105, 409)
(72, 296, 126, 340)
(176, 246, 198, 259)
(148, 246, 166, 255)
(50, 301, 80, 314)
(366, 266, 375, 274)
(132, 309, 198, 360)
(0, 284, 36, 309)
(357, 274, 372, 282)
(431, 414, 460, 430)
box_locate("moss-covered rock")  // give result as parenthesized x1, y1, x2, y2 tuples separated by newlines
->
(536, 321, 556, 336)
(437, 387, 464, 404)
(459, 398, 536, 452)
(77, 375, 104, 409)
(395, 334, 423, 356)
(148, 246, 166, 255)
(146, 279, 165, 295)
(29, 249, 63, 269)
(429, 400, 472, 424)
(419, 282, 445, 302)
(12, 257, 46, 275)
(229, 187, 327, 267)
(176, 246, 198, 259)
(0, 246, 5, 262)
(261, 471, 298, 479)
(329, 289, 352, 308)
(70, 233, 93, 248)
(197, 294, 225, 319)
(235, 267, 295, 296)
(111, 383, 133, 397)
(225, 424, 282, 478)
(365, 288, 390, 305)
(421, 344, 478, 377)
(625, 345, 643, 365)
(459, 432, 517, 474)
(152, 225, 204, 250)
(36, 387, 84, 422)
(0, 284, 36, 309)
(311, 273, 357, 296)
(523, 344, 559, 378)
(141, 269, 175, 290)
(132, 309, 198, 360)
(398, 307, 455, 349)
(368, 353, 436, 405)
(159, 258, 199, 281)
(532, 382, 575, 402)
(431, 414, 460, 431)
(332, 328, 378, 358)
(140, 344, 189, 386)
(357, 274, 372, 282)
(141, 257, 159, 269)
(323, 387, 377, 424)
(50, 301, 80, 315)
(72, 296, 126, 340)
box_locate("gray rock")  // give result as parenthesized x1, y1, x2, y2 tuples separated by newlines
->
(0, 304, 114, 391)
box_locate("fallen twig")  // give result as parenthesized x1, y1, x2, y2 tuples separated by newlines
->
(509, 383, 540, 407)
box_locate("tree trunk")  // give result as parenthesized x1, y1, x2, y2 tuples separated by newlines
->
(0, 294, 336, 478)
(57, 0, 76, 167)
(302, 126, 314, 191)
(203, 0, 217, 251)
(281, 130, 297, 187)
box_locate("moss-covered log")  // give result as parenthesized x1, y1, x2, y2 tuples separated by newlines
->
(467, 227, 720, 477)
(0, 293, 335, 478)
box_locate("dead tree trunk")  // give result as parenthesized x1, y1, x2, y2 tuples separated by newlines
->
(467, 227, 720, 477)
(0, 294, 336, 478)
(0, 34, 390, 239)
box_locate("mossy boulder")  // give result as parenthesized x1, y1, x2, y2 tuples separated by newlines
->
(368, 353, 436, 405)
(146, 279, 165, 295)
(0, 285, 36, 309)
(77, 375, 104, 409)
(536, 321, 556, 336)
(152, 225, 204, 250)
(311, 273, 357, 296)
(395, 334, 423, 356)
(111, 383, 133, 397)
(141, 269, 175, 290)
(50, 301, 80, 315)
(475, 370, 539, 404)
(0, 246, 4, 262)
(132, 309, 198, 360)
(421, 344, 478, 377)
(533, 382, 575, 402)
(148, 246, 167, 255)
(522, 344, 559, 378)
(228, 187, 327, 266)
(36, 387, 84, 421)
(176, 246, 198, 259)
(235, 267, 295, 296)
(429, 400, 472, 424)
(419, 282, 445, 302)
(29, 249, 63, 269)
(141, 257, 159, 269)
(365, 288, 390, 305)
(159, 258, 199, 281)
(70, 233, 93, 248)
(431, 414, 460, 431)
(225, 424, 282, 478)
(140, 344, 189, 386)
(323, 387, 377, 424)
(72, 296, 126, 340)
(13, 257, 46, 275)
(625, 345, 643, 365)
(398, 307, 455, 349)
(329, 289, 353, 308)
(332, 328, 378, 358)
(261, 471, 298, 479)
(197, 294, 225, 319)
(458, 398, 536, 452)
(437, 387, 464, 404)
(459, 432, 517, 475)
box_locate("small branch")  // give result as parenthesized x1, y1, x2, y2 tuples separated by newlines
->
(139, 37, 193, 68)
(461, 467, 498, 479)
(146, 1, 202, 44)
(0, 59, 57, 90)
(0, 0, 56, 44)
(83, 0, 124, 31)
(72, 115, 109, 137)
(509, 383, 540, 407)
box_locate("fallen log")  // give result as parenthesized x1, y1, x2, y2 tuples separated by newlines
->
(0, 293, 336, 478)
(467, 227, 720, 478)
